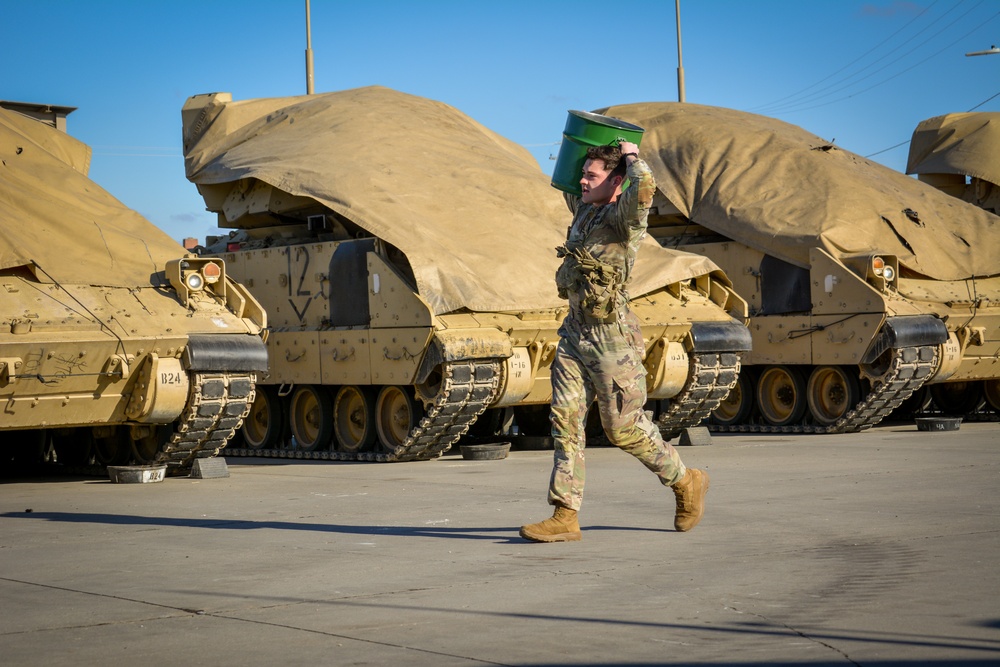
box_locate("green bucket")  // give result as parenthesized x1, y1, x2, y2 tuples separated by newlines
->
(551, 110, 645, 196)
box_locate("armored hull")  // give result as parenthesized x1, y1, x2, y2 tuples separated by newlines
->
(597, 102, 1000, 431)
(182, 89, 752, 461)
(0, 106, 268, 473)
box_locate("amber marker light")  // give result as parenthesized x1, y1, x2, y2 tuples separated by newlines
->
(203, 262, 222, 284)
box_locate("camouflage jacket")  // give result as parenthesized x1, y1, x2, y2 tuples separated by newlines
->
(556, 158, 656, 321)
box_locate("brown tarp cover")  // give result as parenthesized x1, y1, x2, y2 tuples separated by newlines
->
(599, 102, 1000, 281)
(0, 107, 184, 287)
(906, 112, 1000, 186)
(183, 87, 720, 314)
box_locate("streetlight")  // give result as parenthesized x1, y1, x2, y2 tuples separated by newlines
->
(965, 45, 999, 57)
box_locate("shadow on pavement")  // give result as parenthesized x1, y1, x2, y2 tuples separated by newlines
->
(0, 510, 666, 541)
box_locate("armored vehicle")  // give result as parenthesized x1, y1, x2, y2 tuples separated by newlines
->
(907, 112, 1000, 216)
(906, 112, 1000, 415)
(0, 105, 268, 472)
(596, 102, 1000, 431)
(181, 87, 751, 461)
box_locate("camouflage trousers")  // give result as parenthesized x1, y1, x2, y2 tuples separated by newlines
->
(547, 311, 686, 511)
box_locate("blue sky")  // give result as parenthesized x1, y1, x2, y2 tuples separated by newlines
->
(6, 0, 999, 243)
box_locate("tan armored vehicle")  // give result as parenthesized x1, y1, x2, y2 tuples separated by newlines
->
(181, 87, 751, 461)
(906, 112, 1000, 415)
(0, 105, 268, 472)
(907, 112, 1000, 215)
(596, 102, 1000, 431)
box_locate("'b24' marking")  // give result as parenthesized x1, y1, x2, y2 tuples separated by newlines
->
(160, 372, 183, 385)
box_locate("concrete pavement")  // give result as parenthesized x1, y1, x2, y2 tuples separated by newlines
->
(2, 421, 998, 666)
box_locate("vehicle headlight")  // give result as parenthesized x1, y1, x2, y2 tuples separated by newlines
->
(185, 272, 205, 291)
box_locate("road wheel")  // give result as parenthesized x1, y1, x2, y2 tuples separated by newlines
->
(333, 385, 377, 453)
(376, 385, 423, 452)
(712, 369, 756, 426)
(984, 380, 1000, 412)
(513, 404, 551, 436)
(807, 366, 862, 426)
(1, 430, 48, 470)
(930, 381, 984, 416)
(243, 386, 286, 449)
(892, 385, 931, 419)
(131, 425, 172, 464)
(94, 427, 131, 466)
(757, 365, 808, 427)
(288, 385, 334, 451)
(466, 408, 504, 438)
(52, 428, 94, 466)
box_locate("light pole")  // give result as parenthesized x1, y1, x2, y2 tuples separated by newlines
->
(676, 0, 686, 102)
(305, 0, 315, 94)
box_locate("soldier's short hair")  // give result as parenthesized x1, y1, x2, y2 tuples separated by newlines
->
(586, 145, 627, 180)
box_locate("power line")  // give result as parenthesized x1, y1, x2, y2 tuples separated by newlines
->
(782, 8, 1000, 116)
(863, 89, 1000, 159)
(968, 89, 1000, 111)
(750, 0, 942, 114)
(760, 2, 993, 116)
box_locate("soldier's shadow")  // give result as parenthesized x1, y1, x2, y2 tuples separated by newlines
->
(1, 511, 668, 542)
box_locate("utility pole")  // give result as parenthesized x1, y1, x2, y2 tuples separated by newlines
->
(305, 0, 315, 94)
(676, 0, 686, 102)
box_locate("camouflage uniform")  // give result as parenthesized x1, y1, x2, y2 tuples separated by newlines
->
(548, 157, 686, 511)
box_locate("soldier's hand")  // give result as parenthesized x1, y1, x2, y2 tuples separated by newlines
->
(618, 140, 639, 157)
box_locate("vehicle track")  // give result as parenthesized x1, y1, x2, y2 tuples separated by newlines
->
(708, 346, 938, 434)
(225, 359, 501, 462)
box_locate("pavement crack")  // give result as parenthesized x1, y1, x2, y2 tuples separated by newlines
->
(724, 603, 861, 666)
(0, 575, 203, 621)
(208, 612, 512, 665)
(0, 576, 507, 664)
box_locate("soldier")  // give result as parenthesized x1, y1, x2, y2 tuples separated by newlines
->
(520, 140, 709, 542)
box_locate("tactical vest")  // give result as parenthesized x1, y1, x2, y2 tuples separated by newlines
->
(555, 238, 626, 321)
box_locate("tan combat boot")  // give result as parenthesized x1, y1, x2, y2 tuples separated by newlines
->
(519, 506, 581, 542)
(672, 468, 709, 532)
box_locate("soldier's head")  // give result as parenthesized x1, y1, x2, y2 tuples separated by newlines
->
(580, 145, 626, 205)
